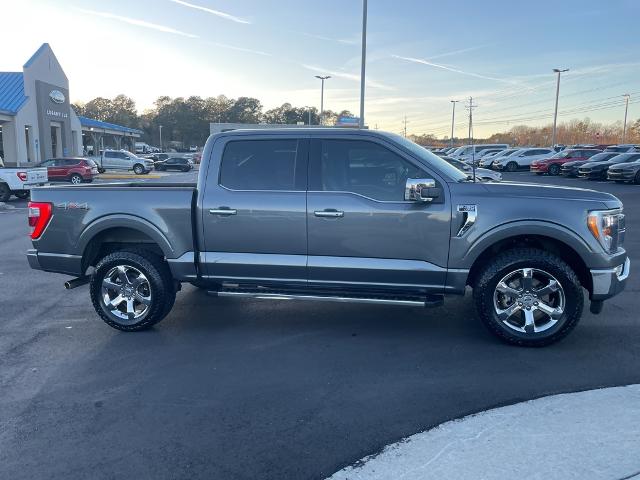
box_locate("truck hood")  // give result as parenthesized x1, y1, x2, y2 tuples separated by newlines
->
(481, 181, 620, 206)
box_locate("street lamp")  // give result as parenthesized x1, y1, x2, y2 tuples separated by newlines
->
(159, 125, 163, 152)
(622, 94, 631, 143)
(551, 68, 569, 147)
(315, 75, 331, 125)
(450, 100, 460, 148)
(359, 0, 368, 129)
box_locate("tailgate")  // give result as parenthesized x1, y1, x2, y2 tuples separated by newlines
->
(25, 168, 49, 185)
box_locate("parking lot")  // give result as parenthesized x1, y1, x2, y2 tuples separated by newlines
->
(1, 169, 639, 479)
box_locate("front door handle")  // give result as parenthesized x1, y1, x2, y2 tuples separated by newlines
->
(209, 208, 237, 216)
(314, 209, 344, 218)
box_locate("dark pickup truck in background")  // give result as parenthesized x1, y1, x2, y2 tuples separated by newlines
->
(27, 129, 630, 346)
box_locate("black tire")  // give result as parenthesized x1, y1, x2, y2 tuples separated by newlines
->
(98, 167, 105, 174)
(506, 161, 518, 172)
(14, 191, 30, 199)
(472, 247, 584, 347)
(548, 164, 560, 176)
(133, 164, 145, 175)
(0, 183, 10, 202)
(90, 248, 176, 331)
(634, 171, 640, 185)
(69, 173, 83, 184)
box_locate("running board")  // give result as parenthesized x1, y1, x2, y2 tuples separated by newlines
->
(210, 290, 444, 308)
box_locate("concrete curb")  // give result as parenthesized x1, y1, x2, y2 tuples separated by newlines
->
(327, 385, 640, 480)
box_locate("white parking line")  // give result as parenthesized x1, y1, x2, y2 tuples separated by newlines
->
(327, 385, 640, 480)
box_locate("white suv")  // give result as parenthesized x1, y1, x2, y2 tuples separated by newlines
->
(492, 148, 554, 171)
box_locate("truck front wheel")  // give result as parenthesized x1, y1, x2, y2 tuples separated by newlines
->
(90, 249, 176, 331)
(472, 248, 583, 347)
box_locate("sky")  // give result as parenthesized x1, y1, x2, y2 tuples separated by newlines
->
(2, 0, 640, 137)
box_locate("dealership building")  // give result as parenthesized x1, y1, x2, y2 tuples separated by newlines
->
(0, 44, 141, 167)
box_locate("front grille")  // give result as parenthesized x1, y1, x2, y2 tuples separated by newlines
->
(618, 213, 626, 249)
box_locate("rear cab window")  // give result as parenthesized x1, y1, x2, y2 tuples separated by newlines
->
(219, 139, 306, 191)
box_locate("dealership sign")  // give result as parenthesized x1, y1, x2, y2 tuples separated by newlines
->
(49, 90, 65, 104)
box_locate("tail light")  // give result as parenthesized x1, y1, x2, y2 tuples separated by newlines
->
(17, 172, 27, 181)
(28, 202, 53, 239)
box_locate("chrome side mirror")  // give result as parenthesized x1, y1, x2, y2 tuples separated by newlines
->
(405, 178, 440, 202)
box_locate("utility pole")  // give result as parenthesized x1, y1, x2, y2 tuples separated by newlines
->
(359, 0, 368, 129)
(466, 97, 478, 182)
(551, 68, 569, 147)
(315, 75, 330, 125)
(402, 115, 408, 137)
(159, 125, 163, 152)
(450, 100, 459, 148)
(622, 93, 631, 143)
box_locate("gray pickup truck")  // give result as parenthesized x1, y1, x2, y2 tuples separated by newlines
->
(27, 129, 630, 346)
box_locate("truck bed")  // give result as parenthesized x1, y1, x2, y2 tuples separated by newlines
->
(29, 183, 197, 275)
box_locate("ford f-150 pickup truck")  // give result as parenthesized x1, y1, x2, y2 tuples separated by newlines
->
(26, 129, 630, 346)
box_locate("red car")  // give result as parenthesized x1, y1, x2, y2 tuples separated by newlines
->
(530, 148, 602, 175)
(38, 157, 98, 184)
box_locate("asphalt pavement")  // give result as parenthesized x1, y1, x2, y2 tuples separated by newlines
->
(1, 170, 639, 479)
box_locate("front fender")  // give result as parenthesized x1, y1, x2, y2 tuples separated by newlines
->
(452, 220, 595, 270)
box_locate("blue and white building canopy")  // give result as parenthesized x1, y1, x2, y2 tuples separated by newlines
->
(0, 44, 140, 167)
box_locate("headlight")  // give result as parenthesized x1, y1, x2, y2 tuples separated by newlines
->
(588, 210, 623, 253)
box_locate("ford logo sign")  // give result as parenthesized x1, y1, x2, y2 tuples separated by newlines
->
(49, 90, 65, 104)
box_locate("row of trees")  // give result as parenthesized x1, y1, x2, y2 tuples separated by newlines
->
(72, 95, 354, 148)
(410, 118, 640, 148)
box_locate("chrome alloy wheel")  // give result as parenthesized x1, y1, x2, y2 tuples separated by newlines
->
(493, 268, 565, 334)
(101, 265, 152, 321)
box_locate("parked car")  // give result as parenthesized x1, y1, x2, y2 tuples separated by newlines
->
(577, 153, 640, 180)
(0, 166, 48, 201)
(97, 150, 154, 175)
(478, 148, 522, 168)
(450, 144, 509, 162)
(27, 129, 629, 347)
(442, 156, 502, 182)
(607, 159, 640, 184)
(154, 157, 193, 172)
(492, 148, 554, 172)
(38, 158, 97, 184)
(145, 153, 170, 163)
(561, 152, 620, 177)
(530, 149, 601, 175)
(603, 145, 639, 154)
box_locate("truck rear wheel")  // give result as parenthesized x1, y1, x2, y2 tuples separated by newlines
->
(472, 248, 583, 347)
(90, 249, 176, 331)
(0, 183, 10, 202)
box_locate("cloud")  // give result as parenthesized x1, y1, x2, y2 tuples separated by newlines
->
(392, 54, 521, 86)
(300, 32, 359, 45)
(301, 64, 393, 90)
(204, 41, 271, 57)
(76, 8, 198, 38)
(425, 45, 490, 61)
(169, 0, 250, 24)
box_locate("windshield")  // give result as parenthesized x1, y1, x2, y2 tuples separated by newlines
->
(387, 134, 469, 181)
(494, 148, 519, 158)
(551, 150, 571, 159)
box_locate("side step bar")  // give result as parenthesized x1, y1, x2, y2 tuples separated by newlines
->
(211, 290, 444, 308)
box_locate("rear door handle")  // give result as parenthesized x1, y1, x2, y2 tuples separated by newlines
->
(209, 208, 237, 216)
(314, 209, 344, 218)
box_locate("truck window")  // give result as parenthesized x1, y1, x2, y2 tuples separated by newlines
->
(220, 139, 301, 191)
(311, 140, 423, 201)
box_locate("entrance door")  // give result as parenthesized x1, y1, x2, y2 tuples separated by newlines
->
(307, 138, 452, 291)
(201, 136, 309, 284)
(50, 124, 62, 158)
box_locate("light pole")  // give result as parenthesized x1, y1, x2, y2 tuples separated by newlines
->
(450, 100, 459, 148)
(551, 68, 569, 147)
(315, 75, 330, 125)
(359, 0, 368, 129)
(622, 94, 631, 143)
(159, 125, 163, 152)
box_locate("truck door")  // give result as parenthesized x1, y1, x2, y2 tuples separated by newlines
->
(306, 137, 451, 291)
(200, 136, 309, 284)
